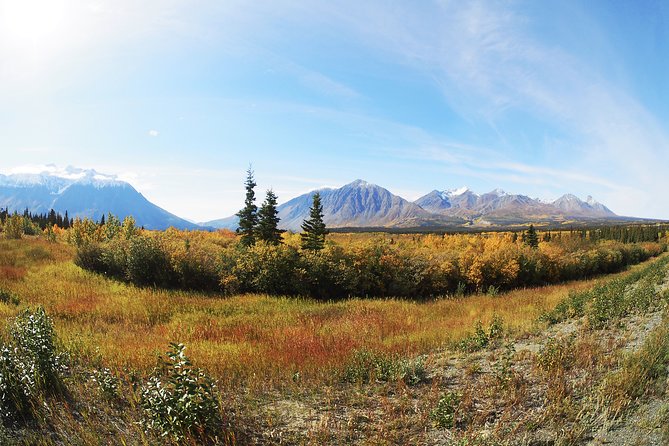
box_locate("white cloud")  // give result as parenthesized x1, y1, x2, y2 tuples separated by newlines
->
(148, 129, 159, 137)
(307, 0, 669, 218)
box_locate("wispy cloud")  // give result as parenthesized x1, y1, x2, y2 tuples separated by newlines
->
(306, 0, 669, 217)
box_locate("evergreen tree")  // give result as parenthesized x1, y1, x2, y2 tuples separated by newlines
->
(235, 167, 258, 247)
(301, 192, 328, 251)
(525, 224, 539, 248)
(257, 189, 282, 245)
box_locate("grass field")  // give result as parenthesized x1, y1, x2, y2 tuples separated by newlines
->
(1, 236, 668, 444)
(0, 237, 656, 387)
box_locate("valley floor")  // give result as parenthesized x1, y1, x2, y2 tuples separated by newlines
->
(0, 238, 668, 444)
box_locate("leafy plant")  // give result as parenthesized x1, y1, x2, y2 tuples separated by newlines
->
(0, 289, 19, 306)
(431, 391, 460, 429)
(10, 307, 66, 392)
(342, 349, 427, 385)
(457, 315, 504, 352)
(140, 343, 220, 442)
(0, 307, 65, 423)
(91, 367, 120, 400)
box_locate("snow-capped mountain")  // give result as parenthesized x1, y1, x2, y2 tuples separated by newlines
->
(204, 179, 457, 231)
(415, 187, 615, 221)
(0, 165, 199, 230)
(552, 194, 615, 217)
(205, 180, 622, 231)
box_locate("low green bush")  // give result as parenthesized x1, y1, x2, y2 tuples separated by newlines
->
(431, 391, 460, 429)
(0, 289, 19, 306)
(140, 343, 220, 442)
(457, 315, 504, 352)
(0, 307, 65, 423)
(91, 367, 120, 400)
(341, 349, 427, 385)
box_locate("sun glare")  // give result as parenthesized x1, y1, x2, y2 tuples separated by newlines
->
(0, 0, 75, 61)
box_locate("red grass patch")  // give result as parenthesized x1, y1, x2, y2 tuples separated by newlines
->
(0, 265, 26, 280)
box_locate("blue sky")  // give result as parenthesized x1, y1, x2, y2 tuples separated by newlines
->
(1, 0, 668, 221)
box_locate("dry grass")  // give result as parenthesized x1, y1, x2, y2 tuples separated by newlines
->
(0, 237, 654, 392)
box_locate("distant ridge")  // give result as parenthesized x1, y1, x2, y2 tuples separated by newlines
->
(205, 180, 624, 231)
(0, 166, 199, 230)
(2, 166, 631, 232)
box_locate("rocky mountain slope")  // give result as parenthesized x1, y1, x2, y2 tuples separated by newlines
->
(206, 181, 621, 231)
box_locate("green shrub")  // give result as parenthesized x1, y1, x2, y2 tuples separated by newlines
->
(300, 246, 355, 299)
(172, 253, 220, 291)
(10, 307, 66, 392)
(91, 367, 120, 400)
(0, 289, 19, 306)
(341, 349, 427, 385)
(3, 215, 23, 240)
(457, 315, 504, 352)
(0, 345, 35, 422)
(74, 243, 106, 273)
(140, 343, 220, 442)
(431, 391, 460, 429)
(126, 236, 173, 287)
(228, 242, 303, 295)
(0, 308, 65, 423)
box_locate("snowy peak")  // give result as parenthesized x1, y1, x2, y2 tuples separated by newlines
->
(0, 165, 198, 230)
(416, 187, 617, 220)
(446, 186, 471, 197)
(346, 179, 371, 188)
(1, 165, 127, 191)
(552, 193, 615, 217)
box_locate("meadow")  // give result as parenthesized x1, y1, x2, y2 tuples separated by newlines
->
(0, 236, 617, 387)
(0, 221, 668, 444)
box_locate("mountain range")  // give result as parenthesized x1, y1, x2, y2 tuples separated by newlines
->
(204, 180, 621, 231)
(0, 166, 631, 231)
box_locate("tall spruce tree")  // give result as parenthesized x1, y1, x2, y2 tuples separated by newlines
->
(525, 224, 539, 248)
(257, 189, 282, 245)
(236, 167, 258, 246)
(300, 192, 327, 251)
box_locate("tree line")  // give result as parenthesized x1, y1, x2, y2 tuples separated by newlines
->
(1, 208, 73, 230)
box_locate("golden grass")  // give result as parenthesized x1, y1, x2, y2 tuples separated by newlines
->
(0, 237, 657, 389)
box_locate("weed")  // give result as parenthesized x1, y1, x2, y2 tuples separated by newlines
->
(140, 343, 220, 442)
(341, 350, 427, 385)
(431, 391, 460, 429)
(91, 368, 120, 400)
(493, 342, 516, 388)
(536, 337, 574, 373)
(457, 315, 504, 352)
(0, 289, 19, 305)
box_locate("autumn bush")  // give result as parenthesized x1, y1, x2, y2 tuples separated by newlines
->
(71, 219, 667, 299)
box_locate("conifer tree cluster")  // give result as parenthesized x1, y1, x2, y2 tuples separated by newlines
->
(0, 207, 73, 229)
(235, 168, 282, 246)
(235, 167, 328, 250)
